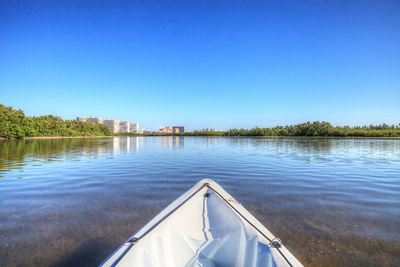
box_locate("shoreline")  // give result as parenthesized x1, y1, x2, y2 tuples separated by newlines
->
(234, 135, 400, 139)
(0, 136, 113, 140)
(118, 134, 400, 139)
(1, 135, 400, 140)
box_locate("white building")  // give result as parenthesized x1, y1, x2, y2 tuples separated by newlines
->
(104, 120, 118, 133)
(77, 116, 104, 124)
(203, 128, 217, 132)
(77, 116, 139, 134)
(130, 122, 139, 133)
(119, 121, 130, 133)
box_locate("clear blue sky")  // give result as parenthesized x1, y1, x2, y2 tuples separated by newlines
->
(1, 0, 399, 130)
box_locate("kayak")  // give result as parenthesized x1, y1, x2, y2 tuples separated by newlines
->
(100, 179, 303, 267)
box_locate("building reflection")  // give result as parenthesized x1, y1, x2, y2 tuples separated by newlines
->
(112, 137, 139, 154)
(112, 137, 120, 152)
(159, 136, 185, 149)
(202, 136, 218, 146)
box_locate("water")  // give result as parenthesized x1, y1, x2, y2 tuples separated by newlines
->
(0, 137, 399, 266)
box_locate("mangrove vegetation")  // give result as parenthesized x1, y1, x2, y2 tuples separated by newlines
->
(1, 104, 399, 138)
(0, 104, 111, 138)
(224, 121, 400, 137)
(126, 122, 400, 137)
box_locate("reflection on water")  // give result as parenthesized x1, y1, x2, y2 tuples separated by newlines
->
(0, 137, 399, 266)
(0, 137, 141, 177)
(111, 137, 139, 154)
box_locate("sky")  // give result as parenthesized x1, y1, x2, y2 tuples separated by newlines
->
(0, 0, 399, 131)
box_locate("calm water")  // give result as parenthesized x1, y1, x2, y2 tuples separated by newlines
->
(0, 137, 399, 266)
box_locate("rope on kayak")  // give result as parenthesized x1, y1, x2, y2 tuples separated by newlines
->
(270, 238, 282, 248)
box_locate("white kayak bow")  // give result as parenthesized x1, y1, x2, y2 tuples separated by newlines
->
(100, 179, 303, 267)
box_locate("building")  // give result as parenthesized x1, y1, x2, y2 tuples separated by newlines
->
(76, 116, 104, 124)
(172, 126, 185, 133)
(159, 126, 173, 133)
(130, 122, 139, 133)
(103, 119, 120, 133)
(119, 121, 130, 133)
(159, 126, 185, 133)
(77, 116, 139, 134)
(194, 128, 218, 132)
(203, 128, 217, 132)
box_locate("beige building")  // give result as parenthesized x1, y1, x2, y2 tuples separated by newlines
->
(159, 126, 185, 133)
(159, 126, 173, 133)
(172, 126, 185, 133)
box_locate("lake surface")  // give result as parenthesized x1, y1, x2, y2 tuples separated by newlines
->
(0, 137, 399, 266)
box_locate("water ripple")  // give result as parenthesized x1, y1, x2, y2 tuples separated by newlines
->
(0, 137, 399, 266)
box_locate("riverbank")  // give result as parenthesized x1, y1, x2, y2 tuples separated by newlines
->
(2, 135, 400, 141)
(0, 136, 112, 140)
(118, 133, 400, 138)
(2, 104, 400, 139)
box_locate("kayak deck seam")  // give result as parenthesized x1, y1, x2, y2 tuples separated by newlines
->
(206, 185, 294, 267)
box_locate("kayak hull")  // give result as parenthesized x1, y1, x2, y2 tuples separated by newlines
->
(100, 179, 303, 267)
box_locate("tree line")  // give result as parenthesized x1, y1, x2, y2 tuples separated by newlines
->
(1, 104, 399, 138)
(0, 104, 111, 138)
(224, 121, 400, 137)
(128, 121, 400, 137)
